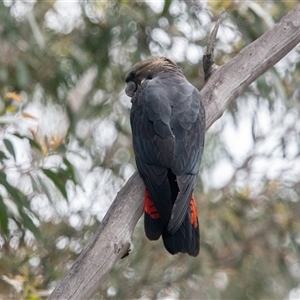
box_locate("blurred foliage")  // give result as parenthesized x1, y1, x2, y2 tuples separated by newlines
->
(0, 0, 300, 299)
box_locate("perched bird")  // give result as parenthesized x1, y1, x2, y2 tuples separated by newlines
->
(125, 57, 205, 256)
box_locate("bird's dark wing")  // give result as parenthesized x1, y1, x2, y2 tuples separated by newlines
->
(130, 78, 175, 225)
(150, 74, 205, 234)
(168, 104, 205, 234)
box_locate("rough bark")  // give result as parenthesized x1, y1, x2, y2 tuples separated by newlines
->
(49, 4, 300, 300)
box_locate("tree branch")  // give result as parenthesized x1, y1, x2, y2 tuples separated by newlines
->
(49, 4, 300, 300)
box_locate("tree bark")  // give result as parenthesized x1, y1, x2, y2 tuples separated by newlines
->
(49, 4, 300, 300)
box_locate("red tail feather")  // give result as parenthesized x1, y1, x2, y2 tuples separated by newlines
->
(190, 194, 199, 229)
(144, 189, 160, 219)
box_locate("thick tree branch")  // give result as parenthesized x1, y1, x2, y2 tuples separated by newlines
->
(49, 4, 300, 300)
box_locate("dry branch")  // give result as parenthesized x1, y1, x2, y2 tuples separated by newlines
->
(49, 4, 300, 300)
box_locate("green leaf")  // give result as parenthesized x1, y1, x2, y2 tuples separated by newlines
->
(0, 194, 9, 236)
(256, 75, 271, 99)
(0, 172, 30, 210)
(0, 150, 8, 160)
(37, 175, 55, 204)
(29, 174, 39, 192)
(42, 168, 68, 199)
(27, 138, 42, 151)
(161, 0, 171, 16)
(20, 210, 40, 239)
(3, 138, 16, 161)
(12, 133, 42, 152)
(63, 157, 82, 187)
(0, 172, 40, 238)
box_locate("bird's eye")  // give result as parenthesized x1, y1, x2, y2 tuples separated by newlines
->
(125, 81, 137, 97)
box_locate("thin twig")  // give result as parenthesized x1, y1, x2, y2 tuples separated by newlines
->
(203, 18, 221, 82)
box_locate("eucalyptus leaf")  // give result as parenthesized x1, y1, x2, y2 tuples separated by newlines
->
(3, 138, 16, 161)
(0, 194, 8, 236)
(42, 168, 68, 200)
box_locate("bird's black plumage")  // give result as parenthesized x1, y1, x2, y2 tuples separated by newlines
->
(125, 57, 205, 256)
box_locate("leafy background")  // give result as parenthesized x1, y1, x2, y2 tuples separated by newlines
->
(0, 0, 300, 299)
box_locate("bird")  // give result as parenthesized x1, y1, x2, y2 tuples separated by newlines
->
(125, 57, 205, 256)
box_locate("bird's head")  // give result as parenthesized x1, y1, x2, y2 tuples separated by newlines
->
(125, 57, 181, 97)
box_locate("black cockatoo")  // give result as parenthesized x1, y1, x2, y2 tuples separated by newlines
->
(125, 57, 205, 256)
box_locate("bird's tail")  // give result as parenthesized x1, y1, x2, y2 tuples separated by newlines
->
(144, 191, 200, 256)
(162, 195, 199, 257)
